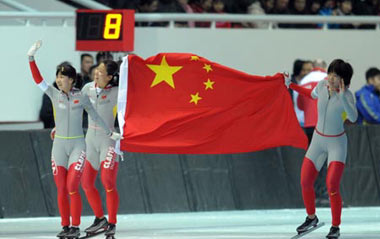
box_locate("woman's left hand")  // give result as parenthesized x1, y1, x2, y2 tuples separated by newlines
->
(27, 40, 42, 57)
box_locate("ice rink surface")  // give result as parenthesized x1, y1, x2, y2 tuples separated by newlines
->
(1, 207, 380, 239)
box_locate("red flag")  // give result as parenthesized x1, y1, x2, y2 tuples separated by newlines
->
(117, 53, 307, 154)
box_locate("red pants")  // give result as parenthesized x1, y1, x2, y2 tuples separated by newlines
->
(301, 157, 344, 227)
(81, 159, 119, 224)
(54, 163, 83, 227)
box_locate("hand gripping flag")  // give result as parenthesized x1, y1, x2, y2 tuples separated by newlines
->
(116, 53, 307, 154)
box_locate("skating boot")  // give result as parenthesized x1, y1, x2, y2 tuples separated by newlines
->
(65, 226, 80, 239)
(84, 217, 108, 236)
(296, 216, 319, 234)
(105, 223, 116, 239)
(326, 226, 340, 239)
(56, 226, 69, 239)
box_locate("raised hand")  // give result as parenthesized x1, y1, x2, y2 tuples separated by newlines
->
(283, 72, 291, 88)
(338, 78, 345, 98)
(27, 40, 42, 57)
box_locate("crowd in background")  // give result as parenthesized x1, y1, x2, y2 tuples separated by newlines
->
(92, 0, 380, 29)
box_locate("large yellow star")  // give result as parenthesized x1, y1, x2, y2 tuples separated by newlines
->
(190, 55, 200, 61)
(189, 92, 202, 105)
(203, 64, 213, 73)
(147, 56, 183, 89)
(203, 79, 215, 90)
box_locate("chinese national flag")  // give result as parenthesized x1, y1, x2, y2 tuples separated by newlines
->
(117, 53, 307, 154)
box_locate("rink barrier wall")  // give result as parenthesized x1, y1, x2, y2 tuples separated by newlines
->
(0, 125, 379, 218)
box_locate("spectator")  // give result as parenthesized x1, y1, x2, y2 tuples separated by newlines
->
(353, 0, 378, 15)
(298, 59, 327, 142)
(118, 0, 140, 9)
(225, 0, 255, 13)
(89, 64, 98, 82)
(294, 60, 313, 126)
(353, 0, 379, 28)
(290, 0, 307, 14)
(77, 53, 94, 89)
(156, 0, 196, 27)
(299, 60, 313, 80)
(80, 54, 93, 80)
(247, 0, 274, 28)
(289, 0, 318, 28)
(289, 60, 305, 125)
(139, 0, 159, 12)
(96, 51, 113, 65)
(271, 0, 291, 28)
(319, 0, 335, 15)
(333, 0, 356, 29)
(319, 0, 336, 28)
(135, 0, 159, 26)
(212, 0, 232, 28)
(272, 0, 290, 14)
(177, 0, 196, 14)
(309, 0, 322, 14)
(355, 67, 380, 124)
(190, 0, 213, 27)
(175, 0, 196, 27)
(289, 59, 305, 99)
(304, 0, 322, 28)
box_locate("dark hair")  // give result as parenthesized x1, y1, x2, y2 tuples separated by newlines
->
(365, 67, 380, 82)
(100, 60, 119, 86)
(337, 0, 351, 3)
(96, 51, 113, 64)
(80, 53, 93, 62)
(303, 60, 313, 65)
(139, 0, 158, 5)
(56, 61, 72, 70)
(321, 0, 334, 7)
(89, 64, 98, 76)
(327, 59, 353, 86)
(292, 59, 304, 77)
(56, 63, 77, 82)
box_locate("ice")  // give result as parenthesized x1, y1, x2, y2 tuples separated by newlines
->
(1, 207, 379, 238)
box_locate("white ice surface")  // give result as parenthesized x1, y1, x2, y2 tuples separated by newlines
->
(1, 207, 380, 239)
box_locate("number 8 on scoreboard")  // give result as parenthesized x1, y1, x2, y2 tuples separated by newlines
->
(104, 13, 122, 39)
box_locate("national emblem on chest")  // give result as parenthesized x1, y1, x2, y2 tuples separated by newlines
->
(70, 95, 83, 111)
(99, 94, 111, 105)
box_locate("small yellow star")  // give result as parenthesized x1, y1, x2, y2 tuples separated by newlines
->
(189, 92, 202, 105)
(190, 55, 200, 61)
(203, 64, 213, 73)
(203, 79, 215, 90)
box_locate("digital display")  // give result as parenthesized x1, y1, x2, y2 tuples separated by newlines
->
(76, 10, 135, 51)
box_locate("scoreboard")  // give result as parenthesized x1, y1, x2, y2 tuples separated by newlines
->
(76, 9, 135, 51)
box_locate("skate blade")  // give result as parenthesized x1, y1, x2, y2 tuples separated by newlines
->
(326, 233, 340, 239)
(290, 222, 325, 239)
(78, 229, 106, 239)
